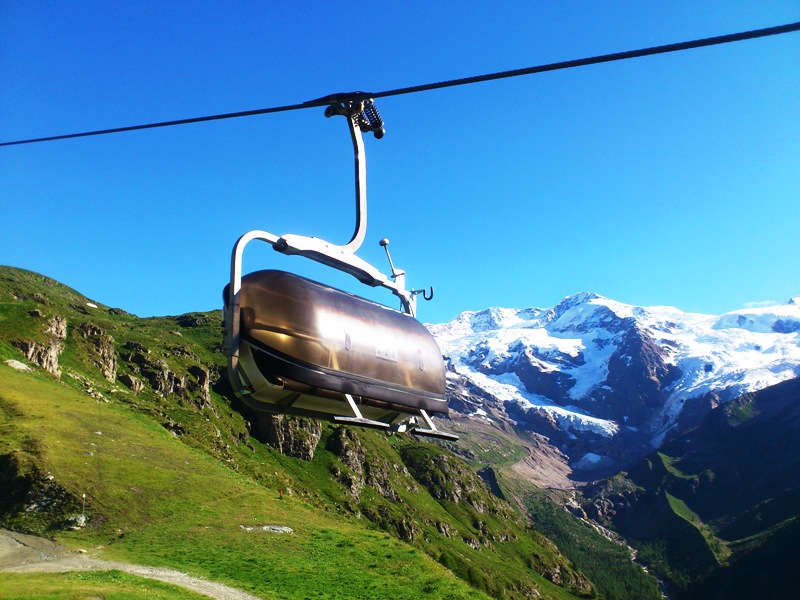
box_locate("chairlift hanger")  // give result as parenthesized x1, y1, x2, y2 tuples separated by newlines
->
(223, 96, 456, 441)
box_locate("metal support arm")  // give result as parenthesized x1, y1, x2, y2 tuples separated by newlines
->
(228, 99, 415, 312)
(225, 100, 416, 384)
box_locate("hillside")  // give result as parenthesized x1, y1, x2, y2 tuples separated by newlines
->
(583, 378, 800, 599)
(0, 265, 640, 599)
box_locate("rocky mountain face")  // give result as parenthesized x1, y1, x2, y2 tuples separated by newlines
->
(430, 293, 800, 474)
(582, 377, 800, 599)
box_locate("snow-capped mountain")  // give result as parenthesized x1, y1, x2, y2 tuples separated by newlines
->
(429, 294, 800, 472)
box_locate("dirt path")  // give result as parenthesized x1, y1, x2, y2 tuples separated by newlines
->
(0, 529, 263, 600)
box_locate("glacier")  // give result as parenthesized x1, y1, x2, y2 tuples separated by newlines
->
(429, 293, 800, 458)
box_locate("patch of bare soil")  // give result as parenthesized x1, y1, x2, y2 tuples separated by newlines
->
(509, 437, 577, 490)
(0, 529, 262, 600)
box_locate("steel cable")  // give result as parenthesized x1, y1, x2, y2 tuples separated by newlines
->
(1, 21, 798, 147)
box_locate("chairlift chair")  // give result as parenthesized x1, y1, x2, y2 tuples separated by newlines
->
(222, 96, 457, 441)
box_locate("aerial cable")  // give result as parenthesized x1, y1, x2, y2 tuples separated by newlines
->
(1, 20, 798, 148)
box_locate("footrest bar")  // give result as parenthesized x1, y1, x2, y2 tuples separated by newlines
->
(333, 416, 392, 430)
(409, 427, 459, 441)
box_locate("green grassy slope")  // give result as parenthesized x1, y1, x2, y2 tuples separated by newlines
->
(0, 266, 595, 599)
(0, 570, 211, 600)
(0, 365, 483, 599)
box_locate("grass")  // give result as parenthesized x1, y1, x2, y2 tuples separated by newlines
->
(0, 364, 486, 599)
(658, 452, 695, 480)
(0, 570, 209, 600)
(666, 491, 701, 526)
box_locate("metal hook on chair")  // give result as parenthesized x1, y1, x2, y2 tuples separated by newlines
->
(413, 286, 434, 302)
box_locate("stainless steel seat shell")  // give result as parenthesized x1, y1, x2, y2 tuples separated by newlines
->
(227, 270, 447, 423)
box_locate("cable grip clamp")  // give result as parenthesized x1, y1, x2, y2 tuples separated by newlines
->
(324, 95, 385, 139)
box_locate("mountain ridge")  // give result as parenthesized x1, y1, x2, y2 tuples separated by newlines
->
(431, 291, 800, 474)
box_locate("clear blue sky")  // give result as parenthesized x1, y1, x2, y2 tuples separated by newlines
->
(2, 2, 798, 324)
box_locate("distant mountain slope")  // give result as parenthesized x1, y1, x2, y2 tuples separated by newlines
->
(430, 293, 800, 473)
(0, 265, 626, 599)
(583, 378, 800, 599)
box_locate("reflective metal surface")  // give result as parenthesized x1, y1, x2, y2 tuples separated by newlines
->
(236, 270, 447, 414)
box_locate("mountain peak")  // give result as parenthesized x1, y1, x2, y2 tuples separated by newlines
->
(547, 292, 637, 332)
(434, 291, 800, 472)
(557, 292, 605, 307)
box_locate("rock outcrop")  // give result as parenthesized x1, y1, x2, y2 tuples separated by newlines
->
(326, 427, 415, 502)
(75, 322, 117, 382)
(249, 414, 322, 461)
(14, 315, 67, 377)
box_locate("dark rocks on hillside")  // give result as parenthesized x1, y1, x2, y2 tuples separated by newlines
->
(162, 419, 187, 438)
(123, 341, 149, 353)
(327, 428, 367, 500)
(477, 466, 506, 500)
(13, 315, 67, 378)
(75, 323, 117, 382)
(188, 365, 212, 409)
(142, 359, 181, 397)
(168, 344, 196, 359)
(326, 428, 413, 502)
(118, 373, 144, 394)
(507, 404, 564, 442)
(123, 352, 150, 365)
(46, 316, 67, 340)
(401, 449, 502, 516)
(0, 454, 87, 534)
(360, 502, 420, 541)
(677, 392, 722, 432)
(15, 339, 64, 378)
(514, 356, 575, 405)
(118, 342, 215, 409)
(176, 313, 213, 328)
(249, 414, 322, 461)
(68, 304, 92, 315)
